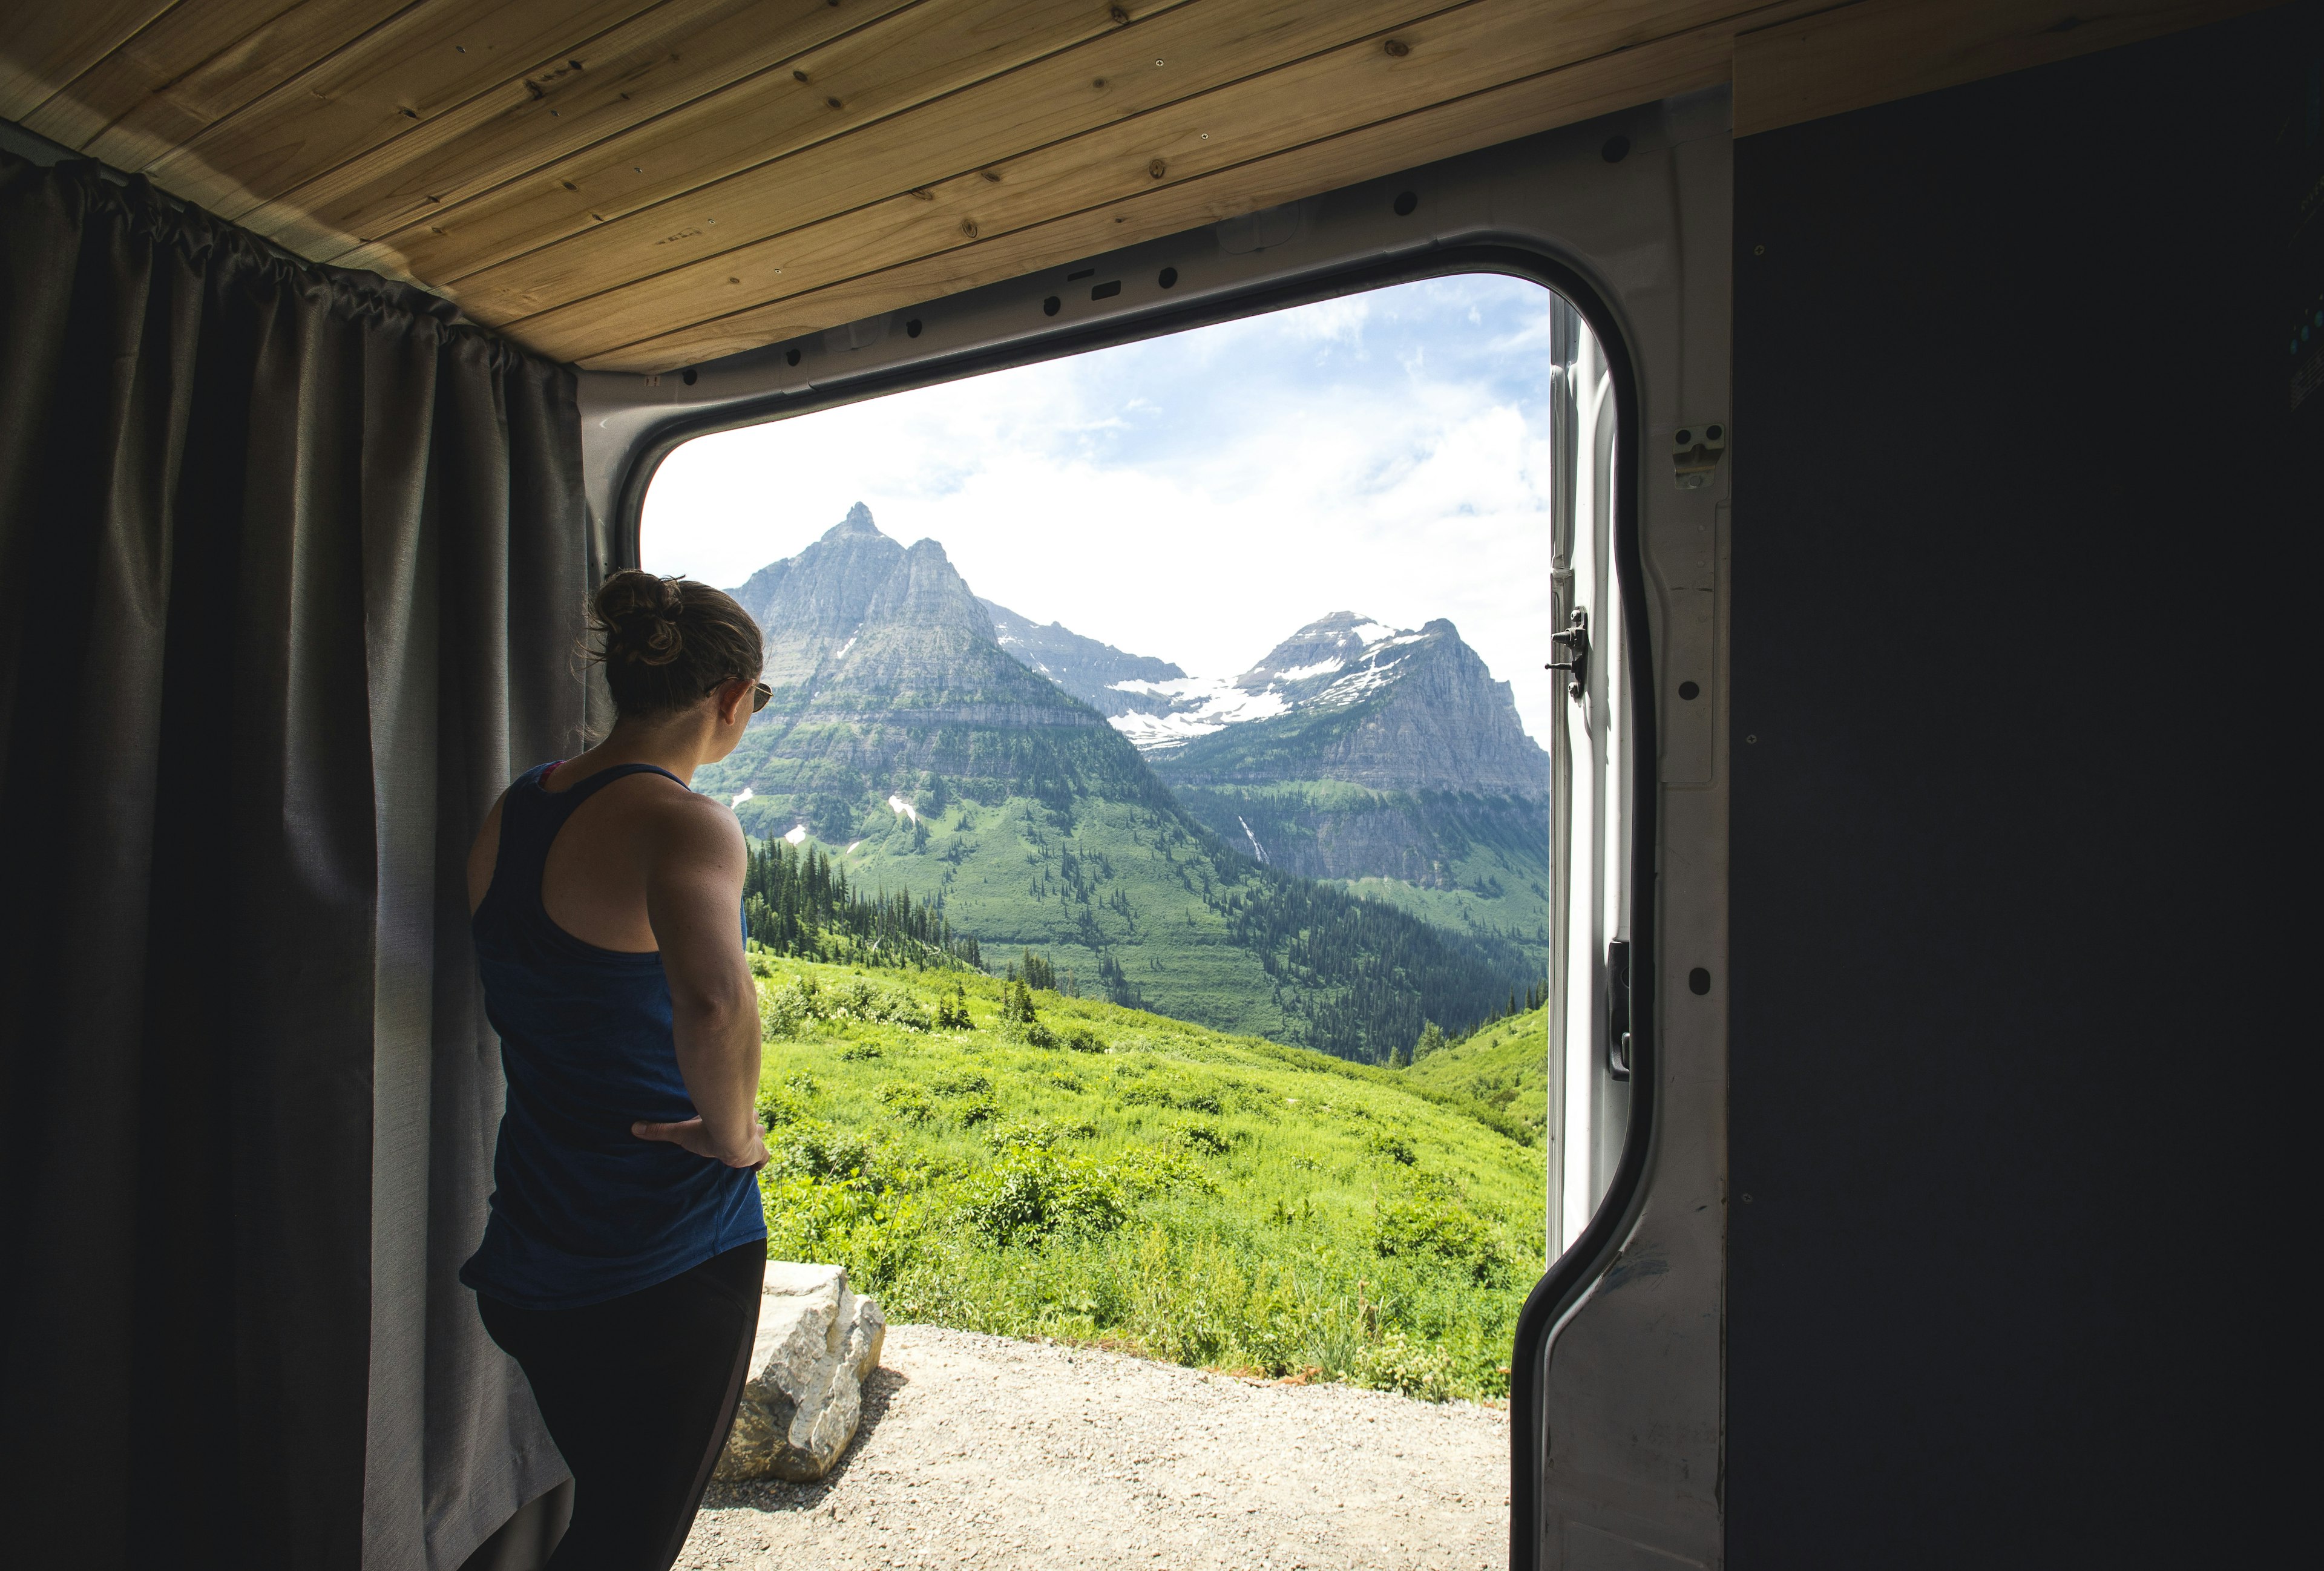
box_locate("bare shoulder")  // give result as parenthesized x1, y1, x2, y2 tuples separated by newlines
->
(632, 776, 746, 866)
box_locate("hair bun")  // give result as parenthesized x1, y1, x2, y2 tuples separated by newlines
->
(582, 570, 762, 721)
(594, 569, 686, 667)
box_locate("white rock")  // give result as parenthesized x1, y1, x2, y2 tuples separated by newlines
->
(715, 1261, 887, 1483)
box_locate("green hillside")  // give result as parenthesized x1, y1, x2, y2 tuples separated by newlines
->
(748, 952, 1546, 1401)
(1401, 1005, 1551, 1143)
(1168, 778, 1550, 965)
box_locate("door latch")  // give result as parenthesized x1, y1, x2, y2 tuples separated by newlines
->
(1546, 608, 1589, 700)
(1673, 421, 1727, 490)
(1606, 938, 1633, 1080)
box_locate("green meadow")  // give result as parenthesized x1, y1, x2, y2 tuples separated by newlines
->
(747, 951, 1547, 1401)
(1403, 1003, 1552, 1144)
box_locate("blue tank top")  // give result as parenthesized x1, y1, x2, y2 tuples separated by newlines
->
(461, 761, 764, 1310)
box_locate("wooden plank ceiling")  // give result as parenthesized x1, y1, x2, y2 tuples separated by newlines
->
(0, 0, 2260, 373)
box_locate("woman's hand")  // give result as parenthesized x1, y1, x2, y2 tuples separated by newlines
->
(632, 1116, 768, 1170)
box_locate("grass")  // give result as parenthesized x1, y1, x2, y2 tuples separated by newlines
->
(1400, 1005, 1552, 1144)
(747, 950, 1547, 1401)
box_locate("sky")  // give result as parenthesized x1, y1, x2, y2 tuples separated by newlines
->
(642, 274, 1561, 740)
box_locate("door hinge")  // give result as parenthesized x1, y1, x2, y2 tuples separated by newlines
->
(1673, 421, 1727, 490)
(1546, 607, 1589, 700)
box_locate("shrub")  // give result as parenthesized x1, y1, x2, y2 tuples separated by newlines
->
(1354, 1330, 1457, 1402)
(1120, 1076, 1221, 1114)
(1112, 1145, 1221, 1199)
(769, 1121, 881, 1185)
(1178, 1124, 1232, 1156)
(1063, 1026, 1106, 1053)
(878, 1081, 935, 1123)
(931, 1071, 992, 1098)
(990, 1117, 1096, 1152)
(959, 1150, 1127, 1246)
(760, 975, 824, 1039)
(956, 1097, 999, 1127)
(1373, 1193, 1506, 1284)
(1364, 1130, 1417, 1166)
(829, 978, 931, 1031)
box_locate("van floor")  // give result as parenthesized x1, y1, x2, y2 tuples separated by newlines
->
(681, 1323, 1508, 1569)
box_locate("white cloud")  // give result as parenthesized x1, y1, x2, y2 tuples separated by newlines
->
(642, 275, 1564, 739)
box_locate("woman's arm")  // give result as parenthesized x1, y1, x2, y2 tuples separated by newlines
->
(631, 792, 766, 1167)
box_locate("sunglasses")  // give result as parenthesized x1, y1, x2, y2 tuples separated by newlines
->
(712, 679, 773, 713)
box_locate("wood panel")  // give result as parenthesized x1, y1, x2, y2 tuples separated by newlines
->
(336, 0, 1213, 289)
(0, 2, 174, 126)
(142, 0, 657, 221)
(243, 0, 916, 257)
(573, 7, 1781, 370)
(2, 0, 2268, 372)
(512, 0, 1803, 359)
(1731, 0, 2278, 136)
(21, 1, 401, 170)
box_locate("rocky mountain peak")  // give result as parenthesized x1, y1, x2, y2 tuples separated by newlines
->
(983, 597, 1185, 718)
(1235, 611, 1403, 689)
(862, 539, 994, 641)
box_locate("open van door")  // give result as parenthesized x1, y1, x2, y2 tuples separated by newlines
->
(581, 92, 1737, 1571)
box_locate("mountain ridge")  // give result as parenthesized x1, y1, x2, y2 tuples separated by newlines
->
(707, 505, 1523, 1059)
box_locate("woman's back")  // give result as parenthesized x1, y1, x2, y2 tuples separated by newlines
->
(461, 756, 763, 1311)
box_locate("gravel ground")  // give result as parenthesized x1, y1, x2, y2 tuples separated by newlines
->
(679, 1323, 1509, 1571)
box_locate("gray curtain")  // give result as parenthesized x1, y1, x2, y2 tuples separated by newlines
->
(0, 153, 586, 1570)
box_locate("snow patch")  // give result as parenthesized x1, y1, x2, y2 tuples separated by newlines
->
(1273, 658, 1346, 683)
(783, 824, 808, 845)
(888, 793, 919, 824)
(845, 840, 864, 854)
(1316, 655, 1408, 705)
(1351, 622, 1396, 646)
(730, 787, 754, 808)
(833, 636, 857, 659)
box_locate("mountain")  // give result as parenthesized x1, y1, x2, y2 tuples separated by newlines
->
(700, 505, 1523, 1060)
(1109, 613, 1552, 962)
(980, 598, 1184, 718)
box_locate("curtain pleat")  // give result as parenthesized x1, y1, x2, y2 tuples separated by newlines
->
(0, 153, 587, 1571)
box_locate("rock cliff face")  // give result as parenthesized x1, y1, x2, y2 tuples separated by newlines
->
(982, 598, 1185, 718)
(1118, 615, 1549, 955)
(700, 506, 1521, 1059)
(1147, 614, 1549, 797)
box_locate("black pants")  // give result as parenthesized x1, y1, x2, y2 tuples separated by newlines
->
(479, 1242, 765, 1571)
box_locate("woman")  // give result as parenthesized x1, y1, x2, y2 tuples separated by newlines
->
(462, 570, 773, 1570)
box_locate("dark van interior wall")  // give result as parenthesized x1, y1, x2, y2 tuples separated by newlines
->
(1729, 8, 2308, 1564)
